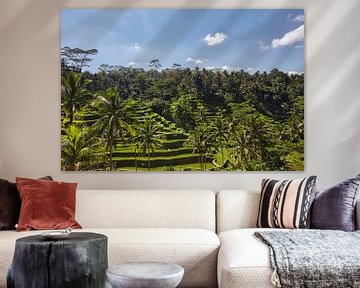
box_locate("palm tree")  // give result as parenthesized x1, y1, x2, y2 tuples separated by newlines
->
(133, 117, 163, 170)
(228, 114, 270, 170)
(170, 94, 196, 131)
(129, 128, 141, 171)
(210, 111, 229, 165)
(186, 124, 212, 171)
(92, 87, 136, 170)
(228, 120, 250, 170)
(61, 124, 98, 171)
(244, 115, 270, 166)
(61, 71, 92, 125)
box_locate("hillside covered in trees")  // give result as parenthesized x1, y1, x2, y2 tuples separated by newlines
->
(61, 47, 304, 171)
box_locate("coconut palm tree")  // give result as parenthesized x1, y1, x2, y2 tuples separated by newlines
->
(129, 128, 141, 171)
(228, 114, 270, 170)
(61, 124, 99, 171)
(61, 71, 92, 126)
(133, 117, 163, 170)
(92, 87, 136, 170)
(170, 94, 196, 131)
(185, 124, 212, 171)
(210, 111, 229, 165)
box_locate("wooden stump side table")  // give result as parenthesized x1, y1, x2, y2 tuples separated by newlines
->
(7, 232, 108, 288)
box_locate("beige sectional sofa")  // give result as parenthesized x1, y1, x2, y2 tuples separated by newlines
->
(1, 189, 359, 288)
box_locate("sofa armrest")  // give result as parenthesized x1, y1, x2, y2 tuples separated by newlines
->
(356, 200, 360, 230)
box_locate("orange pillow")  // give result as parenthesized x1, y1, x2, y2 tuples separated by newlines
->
(16, 177, 82, 231)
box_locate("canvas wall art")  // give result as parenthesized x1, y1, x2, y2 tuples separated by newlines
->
(61, 8, 304, 171)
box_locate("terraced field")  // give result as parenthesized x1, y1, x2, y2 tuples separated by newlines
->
(79, 102, 214, 171)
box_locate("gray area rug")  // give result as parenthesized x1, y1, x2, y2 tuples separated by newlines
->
(255, 230, 360, 288)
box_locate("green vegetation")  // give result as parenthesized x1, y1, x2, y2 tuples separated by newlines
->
(61, 48, 304, 171)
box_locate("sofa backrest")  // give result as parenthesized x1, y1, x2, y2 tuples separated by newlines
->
(76, 190, 216, 231)
(216, 190, 260, 233)
(217, 190, 360, 233)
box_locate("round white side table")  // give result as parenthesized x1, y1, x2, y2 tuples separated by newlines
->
(106, 262, 184, 288)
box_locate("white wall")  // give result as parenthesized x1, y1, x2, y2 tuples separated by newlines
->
(0, 0, 359, 190)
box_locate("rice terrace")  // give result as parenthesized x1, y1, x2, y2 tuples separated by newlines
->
(61, 9, 304, 171)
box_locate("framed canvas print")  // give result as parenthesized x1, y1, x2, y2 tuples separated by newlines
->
(61, 8, 304, 171)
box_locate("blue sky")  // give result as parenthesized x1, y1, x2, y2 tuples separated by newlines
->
(61, 9, 304, 74)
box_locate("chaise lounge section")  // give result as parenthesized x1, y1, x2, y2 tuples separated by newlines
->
(216, 189, 360, 288)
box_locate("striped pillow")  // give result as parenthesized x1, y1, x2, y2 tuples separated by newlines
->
(257, 176, 317, 229)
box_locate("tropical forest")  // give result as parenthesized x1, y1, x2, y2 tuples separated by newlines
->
(61, 47, 304, 171)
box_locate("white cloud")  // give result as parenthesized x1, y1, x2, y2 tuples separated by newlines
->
(204, 66, 218, 70)
(205, 66, 239, 72)
(204, 32, 227, 46)
(287, 71, 304, 75)
(204, 66, 261, 73)
(127, 61, 139, 67)
(295, 45, 304, 49)
(221, 65, 232, 71)
(259, 40, 270, 50)
(271, 25, 304, 49)
(287, 14, 304, 22)
(246, 67, 257, 74)
(186, 57, 207, 65)
(293, 15, 304, 22)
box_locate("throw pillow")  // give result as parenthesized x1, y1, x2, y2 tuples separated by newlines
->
(257, 176, 317, 229)
(0, 176, 53, 230)
(0, 179, 20, 230)
(16, 177, 82, 231)
(311, 174, 360, 231)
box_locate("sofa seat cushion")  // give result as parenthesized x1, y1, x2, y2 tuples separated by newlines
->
(218, 228, 281, 288)
(0, 228, 219, 288)
(102, 228, 220, 288)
